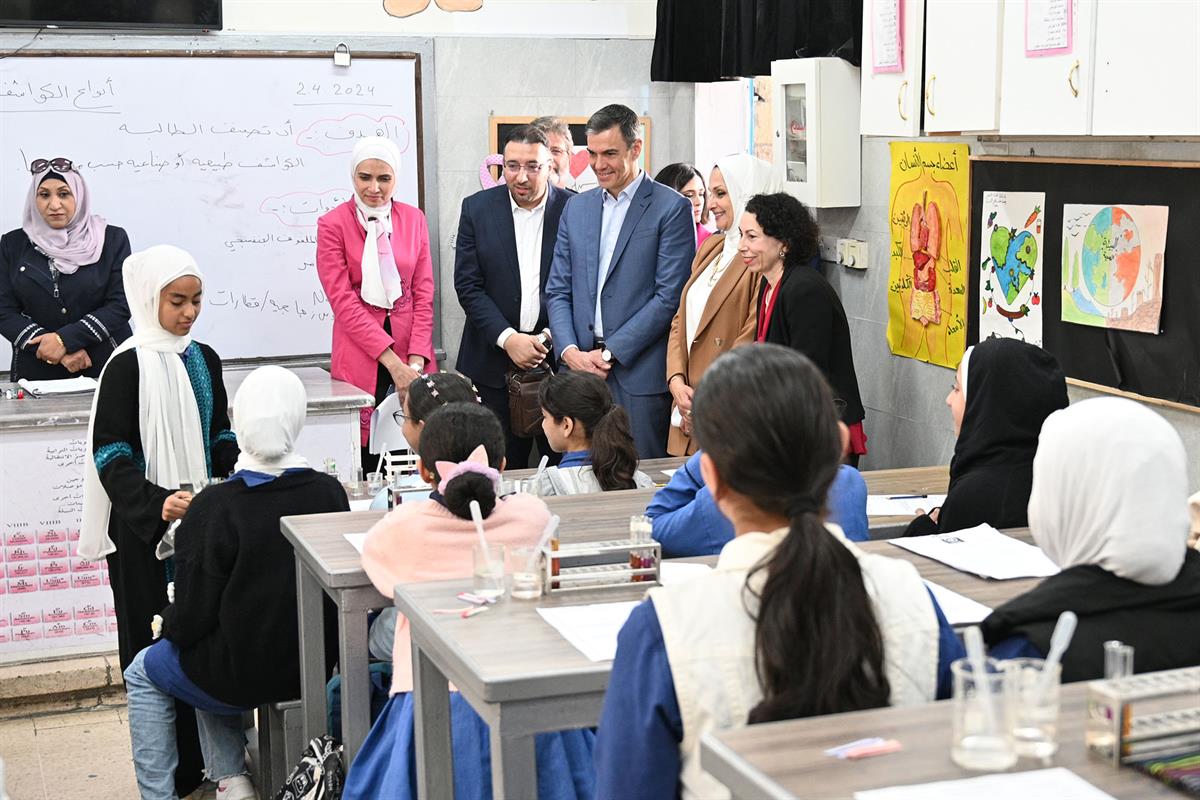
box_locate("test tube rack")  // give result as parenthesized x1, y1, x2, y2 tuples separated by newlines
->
(541, 539, 661, 594)
(1087, 666, 1200, 765)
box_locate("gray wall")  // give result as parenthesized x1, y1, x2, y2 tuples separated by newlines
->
(434, 37, 694, 369)
(820, 136, 1200, 481)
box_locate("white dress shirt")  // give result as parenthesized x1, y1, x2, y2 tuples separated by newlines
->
(496, 188, 549, 349)
(594, 170, 646, 338)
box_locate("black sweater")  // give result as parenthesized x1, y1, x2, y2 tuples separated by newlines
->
(161, 470, 349, 708)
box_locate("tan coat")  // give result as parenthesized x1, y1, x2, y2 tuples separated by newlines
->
(665, 233, 759, 456)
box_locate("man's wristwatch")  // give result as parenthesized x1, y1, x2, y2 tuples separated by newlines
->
(601, 348, 614, 364)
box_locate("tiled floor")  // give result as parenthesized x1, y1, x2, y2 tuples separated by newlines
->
(0, 705, 221, 800)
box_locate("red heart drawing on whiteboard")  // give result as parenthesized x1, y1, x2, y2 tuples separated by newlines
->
(570, 150, 590, 178)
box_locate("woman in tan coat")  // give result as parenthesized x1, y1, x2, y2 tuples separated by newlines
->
(666, 154, 781, 455)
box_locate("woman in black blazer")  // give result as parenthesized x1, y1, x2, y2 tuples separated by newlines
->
(740, 192, 867, 462)
(0, 159, 132, 381)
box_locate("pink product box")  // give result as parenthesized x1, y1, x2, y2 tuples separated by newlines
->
(3, 530, 35, 547)
(39, 560, 70, 576)
(38, 543, 69, 560)
(11, 611, 41, 626)
(39, 575, 70, 592)
(72, 574, 103, 589)
(38, 530, 68, 544)
(6, 563, 37, 579)
(43, 607, 72, 623)
(43, 622, 72, 639)
(75, 603, 104, 619)
(5, 546, 35, 563)
(71, 558, 100, 573)
(75, 619, 104, 637)
(12, 626, 41, 642)
(7, 578, 37, 594)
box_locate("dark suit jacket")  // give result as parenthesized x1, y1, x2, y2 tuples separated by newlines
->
(760, 263, 865, 424)
(453, 184, 569, 388)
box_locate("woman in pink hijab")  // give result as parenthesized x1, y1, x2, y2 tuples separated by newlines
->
(316, 138, 437, 469)
(0, 158, 132, 380)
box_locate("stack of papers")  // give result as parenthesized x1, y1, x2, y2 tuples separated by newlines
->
(536, 601, 640, 661)
(866, 494, 947, 516)
(17, 376, 98, 396)
(890, 524, 1060, 580)
(854, 767, 1116, 799)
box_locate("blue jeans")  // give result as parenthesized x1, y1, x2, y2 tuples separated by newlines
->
(124, 641, 250, 799)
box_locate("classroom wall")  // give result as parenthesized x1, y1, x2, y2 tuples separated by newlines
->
(819, 136, 1200, 482)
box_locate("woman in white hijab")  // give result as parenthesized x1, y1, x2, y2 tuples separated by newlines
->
(120, 366, 349, 800)
(81, 244, 239, 796)
(316, 137, 437, 470)
(664, 154, 781, 455)
(982, 397, 1200, 681)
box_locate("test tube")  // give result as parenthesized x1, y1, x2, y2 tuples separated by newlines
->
(1104, 640, 1135, 680)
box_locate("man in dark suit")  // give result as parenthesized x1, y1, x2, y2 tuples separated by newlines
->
(454, 125, 568, 468)
(545, 104, 696, 459)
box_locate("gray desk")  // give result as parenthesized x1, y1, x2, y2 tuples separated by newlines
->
(700, 681, 1174, 799)
(504, 455, 686, 486)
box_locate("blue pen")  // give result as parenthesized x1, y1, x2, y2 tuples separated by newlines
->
(888, 494, 928, 500)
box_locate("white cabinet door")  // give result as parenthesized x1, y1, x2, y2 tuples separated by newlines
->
(924, 0, 1004, 133)
(1000, 0, 1098, 134)
(1093, 0, 1200, 135)
(860, 0, 925, 136)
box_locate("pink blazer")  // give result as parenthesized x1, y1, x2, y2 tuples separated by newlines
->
(316, 200, 437, 401)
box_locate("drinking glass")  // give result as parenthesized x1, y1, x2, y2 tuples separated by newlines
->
(508, 546, 543, 600)
(366, 472, 386, 495)
(472, 543, 506, 599)
(1006, 658, 1061, 760)
(951, 657, 1017, 771)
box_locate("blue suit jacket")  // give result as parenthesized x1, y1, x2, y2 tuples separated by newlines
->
(544, 176, 694, 396)
(453, 184, 570, 388)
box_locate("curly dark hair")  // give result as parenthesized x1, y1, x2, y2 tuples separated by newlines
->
(744, 192, 820, 270)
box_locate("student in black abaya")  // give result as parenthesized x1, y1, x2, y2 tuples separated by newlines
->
(904, 337, 1068, 537)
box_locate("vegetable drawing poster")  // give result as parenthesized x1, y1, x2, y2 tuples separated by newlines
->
(887, 141, 970, 368)
(1061, 204, 1167, 334)
(979, 191, 1045, 345)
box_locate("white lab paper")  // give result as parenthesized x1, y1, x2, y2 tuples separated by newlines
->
(348, 499, 374, 512)
(866, 494, 947, 516)
(889, 524, 1060, 580)
(344, 532, 368, 555)
(923, 580, 992, 626)
(659, 561, 712, 586)
(855, 767, 1115, 800)
(17, 376, 98, 396)
(536, 601, 641, 662)
(661, 468, 678, 479)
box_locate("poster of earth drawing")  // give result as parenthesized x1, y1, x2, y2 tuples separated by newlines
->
(979, 191, 1045, 345)
(1061, 204, 1167, 334)
(887, 141, 970, 368)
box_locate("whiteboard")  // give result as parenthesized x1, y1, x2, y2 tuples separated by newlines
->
(0, 54, 422, 368)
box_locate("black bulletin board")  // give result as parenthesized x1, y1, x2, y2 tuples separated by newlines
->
(968, 156, 1200, 409)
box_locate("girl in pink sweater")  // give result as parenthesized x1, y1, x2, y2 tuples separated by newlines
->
(348, 402, 596, 799)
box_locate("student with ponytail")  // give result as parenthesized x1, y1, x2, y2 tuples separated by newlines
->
(537, 370, 654, 495)
(347, 402, 595, 799)
(594, 345, 963, 799)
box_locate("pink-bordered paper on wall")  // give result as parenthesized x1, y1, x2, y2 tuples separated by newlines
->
(872, 0, 904, 75)
(1025, 0, 1074, 58)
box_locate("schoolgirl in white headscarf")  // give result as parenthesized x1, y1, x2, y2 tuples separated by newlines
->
(230, 365, 310, 476)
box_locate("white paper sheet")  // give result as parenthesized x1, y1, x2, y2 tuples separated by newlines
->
(344, 533, 368, 554)
(17, 376, 98, 395)
(348, 499, 374, 512)
(660, 468, 677, 479)
(866, 494, 947, 516)
(536, 601, 641, 662)
(923, 580, 992, 626)
(1025, 0, 1072, 55)
(890, 524, 1060, 580)
(871, 0, 903, 73)
(659, 561, 712, 586)
(855, 767, 1115, 800)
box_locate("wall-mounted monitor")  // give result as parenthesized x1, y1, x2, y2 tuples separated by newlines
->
(0, 1, 222, 31)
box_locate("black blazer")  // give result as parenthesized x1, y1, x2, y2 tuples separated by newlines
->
(0, 225, 133, 381)
(453, 184, 569, 388)
(760, 263, 865, 424)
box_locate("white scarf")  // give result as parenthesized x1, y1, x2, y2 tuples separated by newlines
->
(351, 137, 404, 309)
(232, 365, 311, 476)
(1029, 397, 1190, 585)
(713, 153, 783, 271)
(79, 245, 210, 560)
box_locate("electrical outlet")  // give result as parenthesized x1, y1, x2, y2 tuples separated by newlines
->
(818, 235, 838, 263)
(837, 238, 868, 270)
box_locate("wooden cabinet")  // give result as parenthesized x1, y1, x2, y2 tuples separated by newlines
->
(923, 0, 1004, 133)
(1000, 0, 1098, 135)
(1092, 0, 1200, 135)
(860, 0, 925, 136)
(771, 58, 861, 208)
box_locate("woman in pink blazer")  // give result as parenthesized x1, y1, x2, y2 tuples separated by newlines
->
(317, 137, 437, 464)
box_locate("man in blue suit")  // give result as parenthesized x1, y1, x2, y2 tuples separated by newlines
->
(454, 125, 569, 467)
(545, 104, 695, 458)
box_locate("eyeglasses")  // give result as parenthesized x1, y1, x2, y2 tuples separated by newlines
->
(30, 158, 75, 175)
(503, 162, 547, 176)
(392, 409, 408, 426)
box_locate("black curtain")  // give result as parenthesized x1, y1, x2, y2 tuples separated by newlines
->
(652, 0, 862, 82)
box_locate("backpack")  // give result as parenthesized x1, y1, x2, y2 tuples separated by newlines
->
(272, 736, 343, 800)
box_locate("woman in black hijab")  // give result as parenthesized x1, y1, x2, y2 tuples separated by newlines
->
(904, 337, 1068, 537)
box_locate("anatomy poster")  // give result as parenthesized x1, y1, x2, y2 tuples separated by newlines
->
(887, 142, 971, 368)
(979, 191, 1044, 345)
(1061, 204, 1168, 334)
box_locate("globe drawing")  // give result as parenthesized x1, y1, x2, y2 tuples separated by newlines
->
(1080, 206, 1142, 307)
